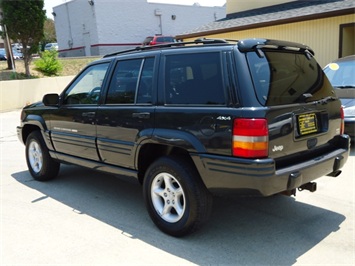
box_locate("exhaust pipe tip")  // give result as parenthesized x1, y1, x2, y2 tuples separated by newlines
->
(327, 170, 342, 177)
(298, 182, 317, 193)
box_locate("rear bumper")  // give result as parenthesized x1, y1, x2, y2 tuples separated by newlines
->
(344, 118, 355, 138)
(193, 135, 350, 196)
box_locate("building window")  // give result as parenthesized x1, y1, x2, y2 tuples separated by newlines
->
(339, 23, 355, 58)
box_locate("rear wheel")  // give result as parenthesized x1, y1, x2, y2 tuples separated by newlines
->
(26, 131, 60, 181)
(143, 156, 212, 237)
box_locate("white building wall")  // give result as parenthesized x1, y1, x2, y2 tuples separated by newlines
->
(53, 0, 225, 57)
(54, 0, 99, 57)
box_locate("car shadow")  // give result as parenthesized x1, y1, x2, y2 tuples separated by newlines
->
(12, 166, 345, 265)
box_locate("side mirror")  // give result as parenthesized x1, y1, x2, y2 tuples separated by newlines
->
(43, 93, 59, 106)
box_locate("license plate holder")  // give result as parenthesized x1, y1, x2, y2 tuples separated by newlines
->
(298, 113, 318, 136)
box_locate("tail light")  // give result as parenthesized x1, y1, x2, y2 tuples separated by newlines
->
(233, 118, 269, 158)
(340, 106, 345, 135)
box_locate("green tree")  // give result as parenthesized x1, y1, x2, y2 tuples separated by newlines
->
(42, 18, 56, 50)
(0, 0, 46, 77)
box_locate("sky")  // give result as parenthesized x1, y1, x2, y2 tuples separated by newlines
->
(44, 0, 226, 19)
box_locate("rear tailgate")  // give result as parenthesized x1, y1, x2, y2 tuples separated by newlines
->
(245, 47, 347, 170)
(266, 101, 343, 163)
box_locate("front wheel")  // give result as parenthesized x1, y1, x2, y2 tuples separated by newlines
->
(143, 156, 212, 237)
(25, 131, 60, 181)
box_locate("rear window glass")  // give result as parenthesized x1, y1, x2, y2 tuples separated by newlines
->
(143, 37, 153, 45)
(323, 59, 355, 88)
(156, 37, 175, 42)
(247, 51, 334, 106)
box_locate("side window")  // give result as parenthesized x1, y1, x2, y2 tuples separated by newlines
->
(106, 59, 142, 104)
(137, 58, 154, 104)
(165, 52, 225, 105)
(63, 63, 109, 105)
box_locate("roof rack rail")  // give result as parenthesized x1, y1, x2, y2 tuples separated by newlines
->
(103, 47, 144, 58)
(194, 38, 238, 44)
(103, 38, 238, 58)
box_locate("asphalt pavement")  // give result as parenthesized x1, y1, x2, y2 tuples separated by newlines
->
(1, 109, 354, 265)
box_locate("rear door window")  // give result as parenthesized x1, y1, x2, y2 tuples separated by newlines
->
(106, 59, 140, 104)
(247, 51, 334, 106)
(105, 58, 154, 104)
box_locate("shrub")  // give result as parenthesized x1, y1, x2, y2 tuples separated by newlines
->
(34, 50, 62, 76)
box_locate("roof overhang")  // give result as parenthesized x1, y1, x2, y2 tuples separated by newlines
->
(177, 7, 355, 39)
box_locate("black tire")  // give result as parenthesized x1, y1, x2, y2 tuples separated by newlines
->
(143, 156, 213, 237)
(25, 131, 60, 181)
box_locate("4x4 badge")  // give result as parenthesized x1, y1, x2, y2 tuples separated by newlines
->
(216, 116, 231, 121)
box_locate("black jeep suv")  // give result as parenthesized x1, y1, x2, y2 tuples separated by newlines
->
(17, 38, 350, 236)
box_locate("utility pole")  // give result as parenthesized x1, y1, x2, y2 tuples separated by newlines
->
(0, 8, 15, 71)
(4, 24, 15, 71)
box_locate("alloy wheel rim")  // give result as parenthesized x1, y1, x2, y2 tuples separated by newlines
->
(28, 141, 43, 174)
(151, 172, 186, 223)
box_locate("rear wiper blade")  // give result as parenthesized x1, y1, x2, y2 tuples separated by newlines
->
(302, 93, 313, 99)
(314, 96, 337, 105)
(299, 94, 336, 105)
(299, 93, 313, 102)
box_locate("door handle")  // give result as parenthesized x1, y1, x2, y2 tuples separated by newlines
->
(132, 112, 150, 119)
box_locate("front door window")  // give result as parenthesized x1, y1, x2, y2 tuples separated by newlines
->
(63, 63, 109, 105)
